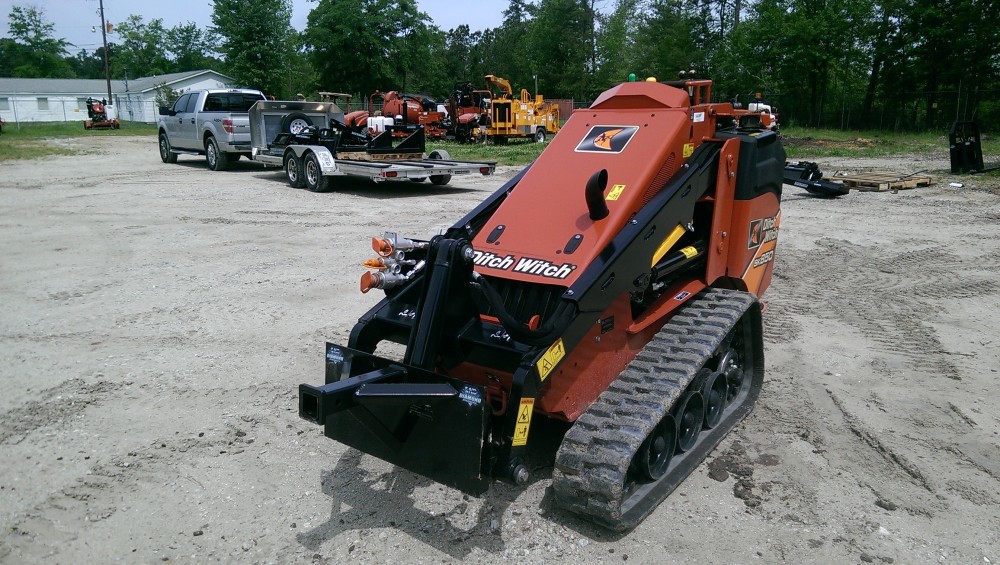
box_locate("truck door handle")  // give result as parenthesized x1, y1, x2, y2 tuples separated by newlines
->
(189, 118, 195, 124)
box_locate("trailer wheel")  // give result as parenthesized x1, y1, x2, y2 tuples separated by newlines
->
(205, 136, 228, 171)
(159, 132, 177, 164)
(284, 153, 305, 188)
(304, 152, 331, 193)
(428, 149, 452, 186)
(281, 112, 313, 135)
(534, 128, 546, 143)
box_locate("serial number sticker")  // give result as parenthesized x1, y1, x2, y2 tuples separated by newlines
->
(606, 184, 626, 201)
(453, 169, 471, 175)
(692, 112, 706, 123)
(683, 143, 695, 158)
(318, 153, 335, 167)
(512, 398, 534, 446)
(536, 338, 566, 382)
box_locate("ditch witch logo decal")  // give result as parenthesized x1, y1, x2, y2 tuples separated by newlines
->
(473, 250, 577, 280)
(575, 125, 640, 153)
(747, 215, 779, 250)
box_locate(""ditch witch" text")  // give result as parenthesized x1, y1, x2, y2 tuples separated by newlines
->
(473, 251, 577, 280)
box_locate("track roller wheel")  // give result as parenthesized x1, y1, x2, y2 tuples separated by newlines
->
(631, 414, 677, 481)
(718, 348, 745, 405)
(700, 369, 729, 429)
(673, 391, 705, 452)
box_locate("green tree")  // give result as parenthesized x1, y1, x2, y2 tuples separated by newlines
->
(442, 25, 481, 87)
(66, 48, 106, 79)
(280, 31, 320, 102)
(211, 0, 294, 96)
(530, 0, 594, 98)
(593, 0, 643, 90)
(111, 15, 172, 79)
(153, 82, 182, 108)
(1, 5, 72, 77)
(165, 22, 221, 72)
(632, 0, 703, 84)
(304, 0, 441, 97)
(486, 0, 537, 92)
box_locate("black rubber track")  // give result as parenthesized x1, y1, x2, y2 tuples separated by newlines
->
(552, 287, 763, 530)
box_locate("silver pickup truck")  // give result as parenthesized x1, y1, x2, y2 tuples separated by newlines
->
(157, 88, 266, 171)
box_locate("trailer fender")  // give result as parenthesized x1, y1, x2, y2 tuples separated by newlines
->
(286, 145, 339, 176)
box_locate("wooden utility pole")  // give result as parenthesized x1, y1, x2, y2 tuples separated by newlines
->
(100, 0, 112, 104)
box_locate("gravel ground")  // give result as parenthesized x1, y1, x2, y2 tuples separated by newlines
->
(1, 136, 998, 564)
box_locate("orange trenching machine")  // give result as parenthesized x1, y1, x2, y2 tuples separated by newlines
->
(299, 77, 785, 530)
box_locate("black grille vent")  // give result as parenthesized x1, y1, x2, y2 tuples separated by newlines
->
(481, 275, 566, 325)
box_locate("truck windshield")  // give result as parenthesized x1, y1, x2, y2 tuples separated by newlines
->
(204, 93, 265, 112)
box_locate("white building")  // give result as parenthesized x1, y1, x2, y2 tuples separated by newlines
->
(0, 70, 240, 126)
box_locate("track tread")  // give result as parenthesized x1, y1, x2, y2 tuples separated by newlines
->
(552, 287, 757, 529)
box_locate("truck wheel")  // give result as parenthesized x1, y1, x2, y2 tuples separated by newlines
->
(159, 132, 177, 163)
(428, 149, 452, 186)
(284, 153, 305, 188)
(534, 128, 546, 143)
(281, 112, 313, 135)
(304, 152, 331, 193)
(205, 136, 228, 171)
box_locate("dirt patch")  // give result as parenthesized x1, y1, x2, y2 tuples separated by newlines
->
(1, 136, 998, 563)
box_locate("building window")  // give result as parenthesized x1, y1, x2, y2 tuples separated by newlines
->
(0, 97, 9, 110)
(37, 97, 49, 110)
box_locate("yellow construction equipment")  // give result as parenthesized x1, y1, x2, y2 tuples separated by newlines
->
(483, 74, 561, 143)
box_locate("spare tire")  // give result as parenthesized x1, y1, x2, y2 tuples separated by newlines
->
(281, 112, 313, 135)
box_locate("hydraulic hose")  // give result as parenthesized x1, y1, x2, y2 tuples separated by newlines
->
(470, 272, 576, 346)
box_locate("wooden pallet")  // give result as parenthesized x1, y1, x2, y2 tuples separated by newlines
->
(823, 172, 937, 192)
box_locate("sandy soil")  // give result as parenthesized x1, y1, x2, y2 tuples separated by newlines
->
(1, 136, 998, 564)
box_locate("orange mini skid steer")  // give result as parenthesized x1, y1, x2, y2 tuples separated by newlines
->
(299, 78, 785, 530)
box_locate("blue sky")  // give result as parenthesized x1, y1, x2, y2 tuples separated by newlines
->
(0, 0, 513, 52)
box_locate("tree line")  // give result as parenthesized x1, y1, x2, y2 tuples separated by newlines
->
(2, 0, 997, 130)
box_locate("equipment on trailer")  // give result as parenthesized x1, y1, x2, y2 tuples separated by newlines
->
(299, 77, 784, 530)
(345, 91, 449, 140)
(84, 97, 120, 130)
(249, 99, 494, 192)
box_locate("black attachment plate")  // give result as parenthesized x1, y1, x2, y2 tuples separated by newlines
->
(300, 344, 491, 496)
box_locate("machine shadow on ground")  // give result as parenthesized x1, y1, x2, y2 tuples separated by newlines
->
(295, 416, 627, 558)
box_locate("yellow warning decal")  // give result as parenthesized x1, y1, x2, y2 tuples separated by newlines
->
(512, 398, 534, 446)
(679, 245, 698, 259)
(536, 338, 566, 382)
(683, 143, 695, 158)
(606, 184, 626, 201)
